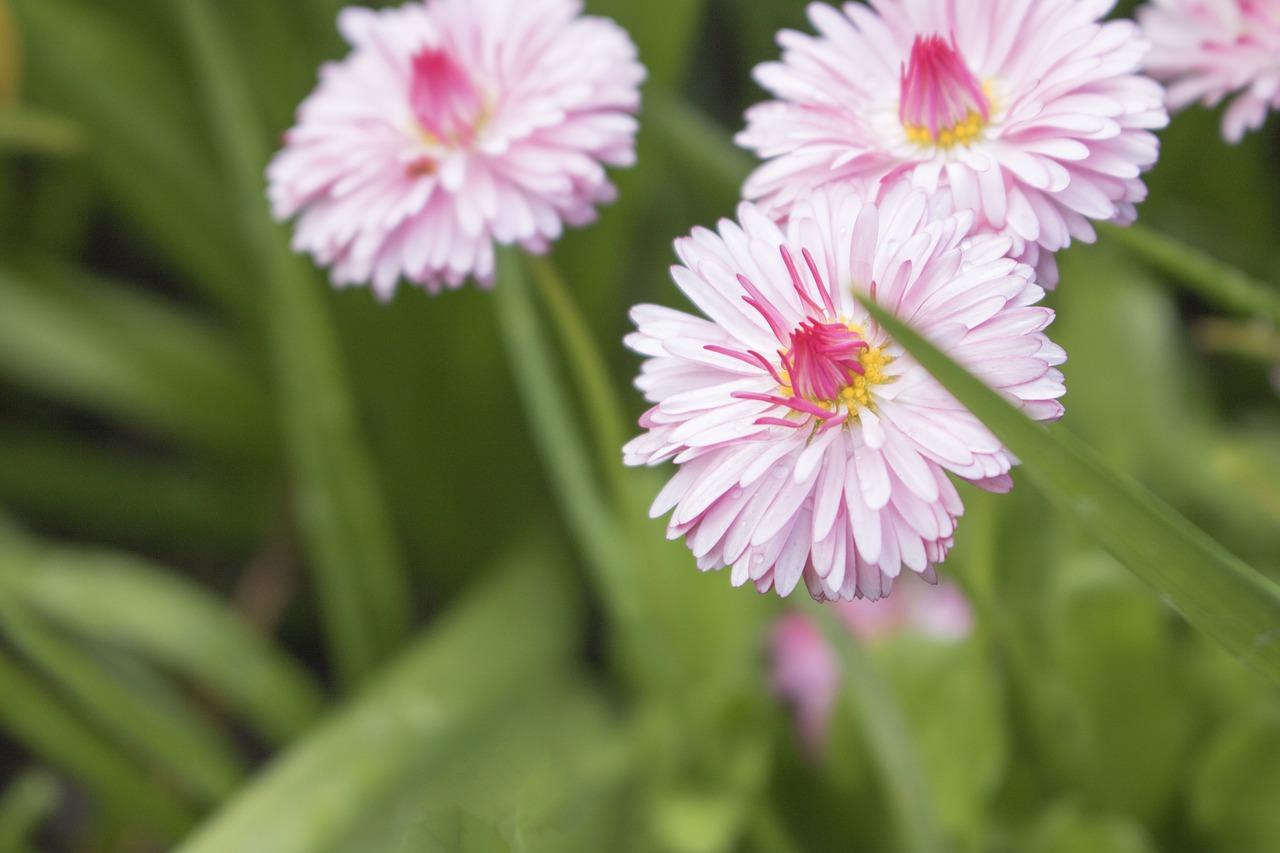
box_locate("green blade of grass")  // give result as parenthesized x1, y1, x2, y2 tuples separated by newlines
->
(812, 605, 947, 853)
(0, 262, 272, 459)
(0, 598, 246, 804)
(0, 425, 269, 550)
(855, 294, 1280, 683)
(0, 534, 326, 743)
(0, 769, 58, 853)
(175, 0, 412, 686)
(11, 0, 252, 318)
(0, 649, 195, 839)
(1100, 222, 1280, 326)
(175, 554, 582, 853)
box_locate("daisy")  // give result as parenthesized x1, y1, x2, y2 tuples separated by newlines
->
(1140, 0, 1280, 142)
(623, 184, 1066, 602)
(267, 0, 644, 297)
(736, 0, 1168, 287)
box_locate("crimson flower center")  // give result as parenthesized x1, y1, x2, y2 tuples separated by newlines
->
(899, 34, 990, 147)
(783, 319, 869, 402)
(409, 47, 485, 146)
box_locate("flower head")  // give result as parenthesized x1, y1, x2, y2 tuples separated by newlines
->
(736, 0, 1168, 287)
(1140, 0, 1280, 142)
(624, 184, 1065, 602)
(267, 0, 644, 297)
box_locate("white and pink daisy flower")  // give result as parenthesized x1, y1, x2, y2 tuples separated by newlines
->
(736, 0, 1169, 287)
(267, 0, 644, 297)
(624, 184, 1066, 602)
(1140, 0, 1280, 142)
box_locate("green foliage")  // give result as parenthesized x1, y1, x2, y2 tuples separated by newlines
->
(0, 0, 1277, 850)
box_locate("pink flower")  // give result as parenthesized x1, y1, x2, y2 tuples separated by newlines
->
(1140, 0, 1280, 142)
(624, 184, 1065, 602)
(770, 615, 840, 754)
(266, 0, 644, 297)
(770, 576, 973, 753)
(736, 0, 1168, 287)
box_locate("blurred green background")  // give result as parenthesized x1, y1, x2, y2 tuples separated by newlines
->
(0, 0, 1278, 850)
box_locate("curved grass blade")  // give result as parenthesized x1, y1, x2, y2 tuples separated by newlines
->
(0, 649, 195, 839)
(0, 262, 271, 459)
(855, 294, 1280, 683)
(175, 0, 412, 686)
(11, 0, 251, 317)
(175, 555, 582, 853)
(0, 769, 58, 853)
(0, 598, 246, 804)
(1099, 222, 1280, 326)
(0, 534, 325, 743)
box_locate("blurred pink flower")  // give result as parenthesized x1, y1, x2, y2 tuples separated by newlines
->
(1140, 0, 1280, 142)
(267, 0, 644, 297)
(770, 576, 973, 753)
(624, 183, 1065, 602)
(770, 615, 840, 754)
(736, 0, 1168, 287)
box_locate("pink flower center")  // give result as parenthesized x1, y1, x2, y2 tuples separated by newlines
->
(710, 246, 894, 435)
(409, 47, 485, 146)
(899, 34, 990, 147)
(782, 320, 869, 402)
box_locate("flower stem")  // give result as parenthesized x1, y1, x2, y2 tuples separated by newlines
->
(524, 253, 633, 507)
(493, 248, 654, 682)
(1099, 222, 1280, 326)
(811, 604, 949, 853)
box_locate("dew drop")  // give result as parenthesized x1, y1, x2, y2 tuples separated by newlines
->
(960, 238, 973, 251)
(751, 552, 765, 566)
(729, 488, 743, 500)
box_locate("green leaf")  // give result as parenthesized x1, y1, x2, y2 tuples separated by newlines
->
(11, 0, 251, 316)
(0, 769, 58, 853)
(0, 597, 246, 803)
(175, 0, 412, 687)
(0, 261, 272, 458)
(1099, 222, 1280, 327)
(813, 606, 947, 853)
(0, 534, 325, 743)
(0, 425, 269, 550)
(1192, 715, 1280, 853)
(853, 293, 1280, 684)
(174, 555, 584, 853)
(0, 648, 195, 839)
(1022, 801, 1157, 853)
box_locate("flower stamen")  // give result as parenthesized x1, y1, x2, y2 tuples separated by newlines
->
(899, 34, 990, 147)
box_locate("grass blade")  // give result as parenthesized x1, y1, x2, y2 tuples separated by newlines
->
(1100, 222, 1280, 326)
(0, 534, 326, 743)
(854, 294, 1280, 683)
(175, 555, 581, 853)
(0, 649, 195, 839)
(0, 598, 246, 803)
(175, 0, 412, 685)
(0, 262, 271, 458)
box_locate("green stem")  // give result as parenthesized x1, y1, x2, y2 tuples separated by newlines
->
(525, 253, 633, 505)
(812, 605, 948, 853)
(493, 248, 654, 685)
(1099, 222, 1280, 326)
(175, 0, 411, 687)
